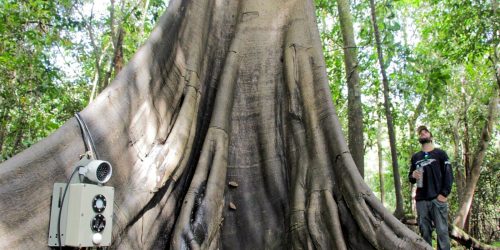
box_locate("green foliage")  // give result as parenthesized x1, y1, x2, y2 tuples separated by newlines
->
(420, 0, 497, 63)
(0, 0, 87, 160)
(315, 0, 349, 132)
(317, 0, 499, 241)
(0, 0, 167, 161)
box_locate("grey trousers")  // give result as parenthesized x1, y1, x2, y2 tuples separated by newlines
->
(416, 199, 450, 250)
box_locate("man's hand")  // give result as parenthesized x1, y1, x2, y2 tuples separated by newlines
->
(412, 170, 422, 179)
(437, 194, 447, 203)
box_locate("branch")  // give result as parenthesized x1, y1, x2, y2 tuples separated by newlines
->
(74, 3, 102, 74)
(410, 93, 426, 126)
(449, 224, 497, 250)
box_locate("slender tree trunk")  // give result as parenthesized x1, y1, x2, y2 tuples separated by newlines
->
(408, 90, 426, 139)
(11, 123, 24, 155)
(493, 0, 500, 90)
(369, 0, 404, 218)
(0, 113, 9, 154)
(110, 0, 118, 47)
(0, 130, 5, 155)
(377, 115, 384, 205)
(454, 92, 499, 229)
(89, 43, 111, 103)
(463, 108, 472, 180)
(89, 70, 100, 103)
(452, 118, 466, 206)
(0, 0, 430, 249)
(112, 0, 126, 74)
(137, 0, 151, 47)
(102, 27, 125, 92)
(458, 88, 473, 231)
(102, 0, 125, 92)
(337, 0, 364, 177)
(1, 70, 17, 155)
(76, 4, 103, 96)
(99, 0, 128, 92)
(471, 205, 478, 239)
(113, 27, 125, 74)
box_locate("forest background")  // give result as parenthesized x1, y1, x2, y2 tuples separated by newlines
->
(0, 0, 498, 246)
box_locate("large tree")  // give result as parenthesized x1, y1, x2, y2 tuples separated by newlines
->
(0, 0, 429, 249)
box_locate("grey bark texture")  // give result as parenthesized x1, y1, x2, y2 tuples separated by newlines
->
(376, 115, 384, 205)
(337, 0, 364, 178)
(0, 0, 430, 249)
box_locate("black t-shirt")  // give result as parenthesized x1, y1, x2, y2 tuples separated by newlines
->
(409, 148, 453, 201)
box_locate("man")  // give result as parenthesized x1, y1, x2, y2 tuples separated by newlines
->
(409, 126, 453, 250)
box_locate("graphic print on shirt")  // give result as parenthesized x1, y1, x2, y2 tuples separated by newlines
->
(415, 158, 436, 169)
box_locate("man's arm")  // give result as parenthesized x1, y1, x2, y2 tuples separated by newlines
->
(439, 151, 453, 197)
(408, 155, 417, 184)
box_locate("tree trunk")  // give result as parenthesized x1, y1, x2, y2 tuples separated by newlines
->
(78, 5, 103, 95)
(337, 0, 364, 178)
(463, 96, 472, 181)
(137, 0, 151, 47)
(0, 0, 430, 249)
(110, 0, 126, 76)
(103, 27, 125, 92)
(454, 92, 499, 229)
(452, 118, 466, 206)
(0, 113, 9, 154)
(369, 0, 404, 218)
(376, 116, 384, 205)
(493, 0, 500, 90)
(11, 118, 26, 156)
(112, 27, 125, 75)
(102, 0, 126, 93)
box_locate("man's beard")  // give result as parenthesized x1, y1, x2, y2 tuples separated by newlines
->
(419, 138, 432, 144)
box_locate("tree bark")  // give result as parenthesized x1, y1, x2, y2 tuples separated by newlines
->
(452, 117, 466, 206)
(369, 0, 404, 218)
(463, 94, 472, 181)
(0, 113, 9, 154)
(0, 0, 430, 249)
(111, 0, 126, 75)
(103, 27, 125, 92)
(454, 92, 499, 229)
(103, 0, 126, 93)
(112, 27, 125, 75)
(337, 0, 364, 177)
(137, 0, 151, 47)
(11, 115, 27, 156)
(493, 0, 500, 90)
(376, 115, 384, 205)
(449, 223, 498, 250)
